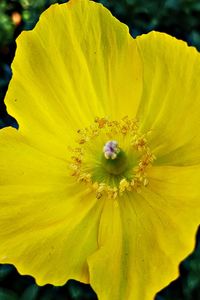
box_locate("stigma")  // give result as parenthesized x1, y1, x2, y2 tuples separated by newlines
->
(103, 141, 120, 160)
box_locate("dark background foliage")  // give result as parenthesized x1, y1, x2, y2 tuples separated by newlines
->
(0, 0, 200, 299)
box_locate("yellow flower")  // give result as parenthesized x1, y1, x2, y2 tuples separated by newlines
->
(1, 0, 200, 299)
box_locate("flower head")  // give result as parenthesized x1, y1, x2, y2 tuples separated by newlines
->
(1, 0, 200, 299)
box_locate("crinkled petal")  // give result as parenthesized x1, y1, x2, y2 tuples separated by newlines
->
(5, 0, 142, 158)
(88, 165, 200, 300)
(136, 32, 200, 166)
(0, 127, 104, 285)
(88, 198, 124, 300)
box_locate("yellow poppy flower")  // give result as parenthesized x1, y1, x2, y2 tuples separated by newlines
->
(1, 0, 200, 299)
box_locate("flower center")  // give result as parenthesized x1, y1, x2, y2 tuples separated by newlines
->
(69, 116, 155, 199)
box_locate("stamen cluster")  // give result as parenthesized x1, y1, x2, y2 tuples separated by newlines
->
(69, 117, 155, 199)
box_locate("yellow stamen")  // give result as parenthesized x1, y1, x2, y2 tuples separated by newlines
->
(69, 117, 155, 199)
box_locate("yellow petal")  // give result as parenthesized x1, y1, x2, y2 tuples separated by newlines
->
(88, 165, 200, 300)
(88, 198, 125, 300)
(136, 32, 200, 165)
(0, 127, 104, 285)
(5, 0, 142, 157)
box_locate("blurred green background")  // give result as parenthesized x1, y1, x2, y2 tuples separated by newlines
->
(0, 0, 200, 299)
